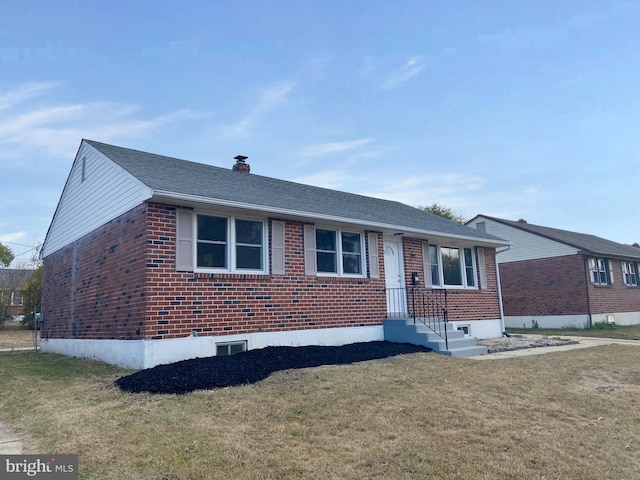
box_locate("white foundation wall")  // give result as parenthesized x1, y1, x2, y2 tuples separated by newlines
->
(41, 325, 385, 370)
(592, 311, 640, 326)
(40, 338, 146, 370)
(505, 315, 590, 329)
(448, 319, 503, 339)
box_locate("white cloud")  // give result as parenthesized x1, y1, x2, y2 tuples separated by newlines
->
(0, 232, 27, 244)
(293, 170, 347, 190)
(218, 81, 295, 137)
(379, 57, 425, 90)
(0, 83, 193, 160)
(0, 82, 57, 111)
(360, 173, 486, 207)
(300, 138, 374, 158)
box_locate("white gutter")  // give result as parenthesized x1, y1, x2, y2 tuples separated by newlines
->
(152, 190, 510, 248)
(495, 245, 511, 335)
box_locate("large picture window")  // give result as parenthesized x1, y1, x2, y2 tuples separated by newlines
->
(196, 214, 264, 272)
(428, 245, 476, 288)
(315, 228, 363, 276)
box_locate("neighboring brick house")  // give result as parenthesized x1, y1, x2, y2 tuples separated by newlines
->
(467, 215, 640, 329)
(40, 140, 507, 368)
(0, 269, 35, 318)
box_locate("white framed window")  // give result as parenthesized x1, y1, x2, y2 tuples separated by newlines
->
(216, 341, 247, 356)
(623, 261, 638, 286)
(457, 324, 471, 336)
(176, 210, 280, 274)
(589, 257, 610, 285)
(10, 291, 23, 306)
(196, 214, 266, 273)
(426, 244, 477, 289)
(305, 227, 365, 277)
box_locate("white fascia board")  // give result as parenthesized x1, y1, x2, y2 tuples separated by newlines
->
(152, 191, 509, 248)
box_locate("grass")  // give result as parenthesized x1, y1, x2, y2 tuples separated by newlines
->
(1, 347, 640, 479)
(508, 323, 640, 340)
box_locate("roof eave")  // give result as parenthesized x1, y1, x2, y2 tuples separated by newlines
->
(152, 191, 509, 248)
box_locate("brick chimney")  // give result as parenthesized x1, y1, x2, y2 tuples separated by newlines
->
(232, 155, 250, 173)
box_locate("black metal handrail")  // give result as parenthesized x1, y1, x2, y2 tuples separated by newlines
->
(386, 287, 449, 349)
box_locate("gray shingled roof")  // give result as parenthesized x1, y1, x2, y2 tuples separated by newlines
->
(86, 140, 505, 244)
(478, 215, 640, 260)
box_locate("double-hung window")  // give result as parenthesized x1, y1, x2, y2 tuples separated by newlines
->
(589, 257, 609, 285)
(623, 261, 638, 286)
(196, 214, 265, 272)
(315, 228, 363, 276)
(427, 244, 476, 288)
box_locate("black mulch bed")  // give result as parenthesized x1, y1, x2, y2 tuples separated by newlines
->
(115, 341, 431, 395)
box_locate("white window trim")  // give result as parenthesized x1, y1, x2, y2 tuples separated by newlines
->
(623, 261, 638, 287)
(314, 227, 366, 278)
(429, 244, 478, 289)
(589, 257, 610, 285)
(195, 213, 268, 274)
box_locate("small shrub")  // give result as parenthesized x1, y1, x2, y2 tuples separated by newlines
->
(592, 321, 617, 331)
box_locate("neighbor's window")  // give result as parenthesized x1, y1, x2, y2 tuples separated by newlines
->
(315, 228, 363, 276)
(623, 261, 638, 286)
(10, 291, 23, 306)
(196, 214, 264, 272)
(589, 257, 610, 285)
(431, 245, 476, 288)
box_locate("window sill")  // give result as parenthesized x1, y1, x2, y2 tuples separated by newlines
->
(192, 272, 272, 280)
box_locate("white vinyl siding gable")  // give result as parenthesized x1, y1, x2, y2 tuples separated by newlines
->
(41, 142, 153, 258)
(468, 218, 578, 263)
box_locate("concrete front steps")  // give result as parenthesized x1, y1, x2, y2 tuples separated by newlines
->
(383, 318, 488, 358)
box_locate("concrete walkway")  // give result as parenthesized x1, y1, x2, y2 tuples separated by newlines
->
(0, 420, 22, 454)
(472, 335, 640, 360)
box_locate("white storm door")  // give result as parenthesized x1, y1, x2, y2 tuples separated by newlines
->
(384, 240, 406, 316)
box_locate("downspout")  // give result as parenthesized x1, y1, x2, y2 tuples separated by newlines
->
(495, 246, 510, 336)
(583, 256, 593, 328)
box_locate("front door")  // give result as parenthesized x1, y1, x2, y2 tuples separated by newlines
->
(384, 239, 406, 315)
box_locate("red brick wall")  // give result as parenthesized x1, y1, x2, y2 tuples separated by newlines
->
(499, 255, 589, 316)
(42, 204, 148, 340)
(144, 203, 387, 339)
(401, 238, 501, 321)
(588, 259, 640, 315)
(42, 201, 505, 341)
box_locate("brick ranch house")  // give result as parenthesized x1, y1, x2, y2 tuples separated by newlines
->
(40, 140, 508, 369)
(467, 215, 640, 329)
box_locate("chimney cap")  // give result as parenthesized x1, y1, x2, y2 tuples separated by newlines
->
(518, 218, 527, 223)
(232, 155, 250, 173)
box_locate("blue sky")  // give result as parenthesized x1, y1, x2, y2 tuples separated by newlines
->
(2, 0, 639, 265)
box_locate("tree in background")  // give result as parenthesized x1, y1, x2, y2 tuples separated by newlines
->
(0, 243, 13, 267)
(0, 243, 16, 327)
(21, 265, 43, 330)
(419, 202, 467, 224)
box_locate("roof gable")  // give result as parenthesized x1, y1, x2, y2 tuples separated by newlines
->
(471, 215, 640, 261)
(41, 141, 153, 258)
